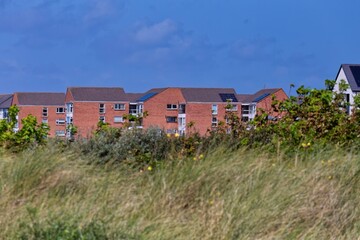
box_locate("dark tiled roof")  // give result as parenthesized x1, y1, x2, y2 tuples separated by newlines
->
(249, 88, 281, 102)
(0, 94, 13, 108)
(238, 89, 282, 103)
(68, 87, 127, 101)
(340, 64, 360, 92)
(181, 88, 238, 102)
(135, 88, 168, 102)
(125, 93, 145, 102)
(236, 94, 252, 103)
(15, 92, 65, 106)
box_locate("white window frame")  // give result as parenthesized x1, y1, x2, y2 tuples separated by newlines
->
(66, 103, 73, 113)
(212, 117, 218, 127)
(114, 103, 126, 111)
(99, 103, 105, 114)
(166, 116, 177, 123)
(55, 130, 66, 137)
(42, 118, 48, 124)
(166, 104, 178, 110)
(226, 104, 238, 111)
(56, 107, 65, 113)
(56, 119, 66, 125)
(212, 104, 218, 115)
(42, 107, 48, 117)
(114, 116, 124, 123)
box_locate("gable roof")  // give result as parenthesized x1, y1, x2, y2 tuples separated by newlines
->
(0, 94, 13, 108)
(15, 92, 65, 106)
(236, 94, 252, 103)
(67, 87, 127, 101)
(250, 88, 281, 102)
(181, 88, 238, 103)
(125, 93, 145, 102)
(339, 64, 360, 92)
(238, 88, 282, 103)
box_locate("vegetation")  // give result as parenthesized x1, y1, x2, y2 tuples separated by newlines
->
(2, 143, 360, 239)
(2, 80, 360, 238)
(0, 106, 49, 152)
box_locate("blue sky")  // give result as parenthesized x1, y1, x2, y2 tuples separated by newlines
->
(1, 0, 360, 94)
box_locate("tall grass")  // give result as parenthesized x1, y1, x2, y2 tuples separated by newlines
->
(1, 144, 360, 239)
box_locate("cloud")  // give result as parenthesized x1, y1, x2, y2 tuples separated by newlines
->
(84, 0, 118, 23)
(134, 19, 177, 44)
(229, 37, 277, 62)
(90, 19, 221, 70)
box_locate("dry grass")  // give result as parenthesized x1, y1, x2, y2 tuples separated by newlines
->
(1, 145, 360, 239)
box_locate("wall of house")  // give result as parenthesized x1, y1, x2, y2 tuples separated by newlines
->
(256, 89, 288, 118)
(186, 102, 240, 135)
(72, 101, 129, 137)
(16, 105, 66, 137)
(334, 67, 355, 114)
(143, 88, 186, 133)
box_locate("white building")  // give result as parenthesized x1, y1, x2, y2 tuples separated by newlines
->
(333, 64, 360, 114)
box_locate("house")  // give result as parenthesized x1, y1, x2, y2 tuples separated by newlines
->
(333, 64, 360, 114)
(238, 88, 288, 121)
(131, 87, 241, 135)
(12, 92, 66, 137)
(0, 94, 13, 120)
(65, 87, 130, 137)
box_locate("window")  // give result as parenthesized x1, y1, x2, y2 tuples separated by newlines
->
(226, 104, 238, 111)
(114, 116, 124, 123)
(114, 103, 125, 110)
(66, 103, 73, 113)
(42, 107, 48, 117)
(179, 104, 186, 114)
(212, 117, 218, 127)
(99, 103, 105, 114)
(212, 104, 218, 115)
(99, 116, 105, 123)
(56, 107, 65, 113)
(55, 130, 66, 137)
(56, 119, 66, 125)
(241, 105, 250, 114)
(166, 116, 177, 123)
(166, 104, 178, 110)
(66, 117, 73, 125)
(42, 118, 48, 124)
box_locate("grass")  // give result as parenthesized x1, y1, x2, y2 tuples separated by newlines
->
(1, 143, 360, 239)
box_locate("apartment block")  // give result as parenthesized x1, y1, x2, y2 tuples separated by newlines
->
(12, 92, 66, 137)
(129, 87, 241, 136)
(65, 87, 131, 137)
(4, 86, 288, 138)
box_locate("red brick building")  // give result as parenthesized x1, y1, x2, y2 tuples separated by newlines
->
(65, 87, 131, 137)
(12, 92, 66, 137)
(131, 87, 241, 136)
(238, 88, 288, 121)
(4, 86, 288, 138)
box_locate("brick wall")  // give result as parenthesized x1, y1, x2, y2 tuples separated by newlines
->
(257, 89, 288, 117)
(143, 88, 185, 132)
(17, 105, 66, 137)
(72, 101, 129, 137)
(186, 102, 241, 135)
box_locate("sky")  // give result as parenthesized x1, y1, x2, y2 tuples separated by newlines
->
(1, 0, 360, 95)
